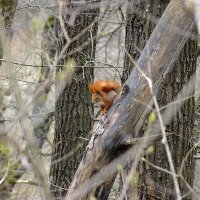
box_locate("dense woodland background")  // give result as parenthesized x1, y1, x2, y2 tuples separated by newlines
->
(0, 0, 200, 199)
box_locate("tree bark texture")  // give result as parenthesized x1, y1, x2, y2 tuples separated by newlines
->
(49, 1, 100, 197)
(66, 0, 196, 199)
(122, 0, 168, 84)
(123, 0, 197, 199)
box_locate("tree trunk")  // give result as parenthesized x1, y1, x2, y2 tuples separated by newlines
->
(49, 1, 100, 197)
(122, 0, 168, 84)
(123, 1, 197, 199)
(66, 0, 196, 199)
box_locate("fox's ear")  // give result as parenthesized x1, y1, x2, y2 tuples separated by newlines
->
(88, 83, 94, 93)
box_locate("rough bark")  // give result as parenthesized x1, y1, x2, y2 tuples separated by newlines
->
(123, 1, 197, 199)
(193, 61, 200, 198)
(49, 1, 100, 197)
(150, 32, 196, 200)
(66, 0, 195, 199)
(122, 0, 168, 84)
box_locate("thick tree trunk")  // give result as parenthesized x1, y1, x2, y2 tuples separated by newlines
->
(122, 0, 168, 84)
(123, 1, 197, 199)
(49, 1, 100, 197)
(66, 0, 196, 199)
(149, 34, 196, 200)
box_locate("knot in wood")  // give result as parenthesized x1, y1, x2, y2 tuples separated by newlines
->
(122, 84, 129, 95)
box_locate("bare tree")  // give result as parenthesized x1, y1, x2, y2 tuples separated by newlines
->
(122, 1, 197, 199)
(49, 0, 100, 197)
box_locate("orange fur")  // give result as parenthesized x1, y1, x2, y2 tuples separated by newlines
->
(88, 80, 121, 115)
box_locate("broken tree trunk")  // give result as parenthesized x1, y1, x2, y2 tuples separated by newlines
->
(66, 0, 195, 199)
